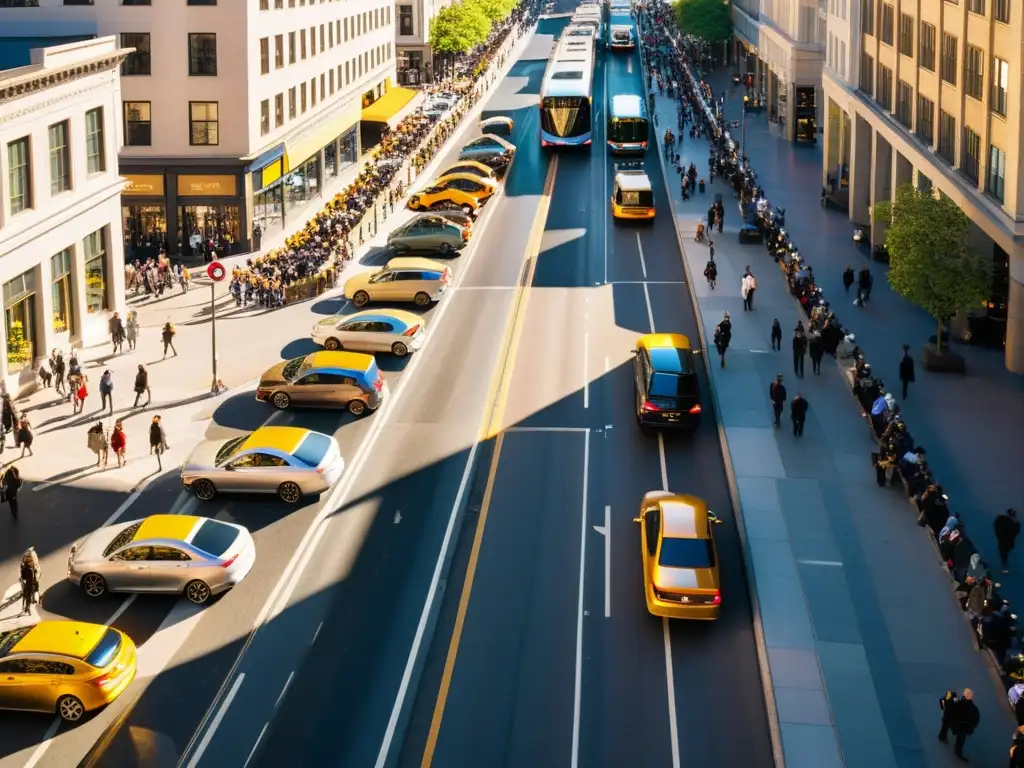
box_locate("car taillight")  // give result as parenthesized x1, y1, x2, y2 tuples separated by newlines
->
(441, 269, 451, 284)
(689, 404, 702, 415)
(220, 554, 238, 568)
(461, 228, 470, 240)
(403, 324, 420, 337)
(642, 400, 660, 412)
(374, 377, 384, 392)
(712, 590, 722, 605)
(316, 467, 326, 474)
(92, 669, 120, 690)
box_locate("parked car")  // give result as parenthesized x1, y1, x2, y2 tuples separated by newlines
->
(387, 213, 470, 255)
(480, 115, 515, 136)
(438, 160, 500, 183)
(458, 135, 516, 171)
(256, 351, 383, 413)
(344, 257, 452, 308)
(312, 308, 425, 356)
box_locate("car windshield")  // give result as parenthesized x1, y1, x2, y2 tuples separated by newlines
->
(0, 628, 31, 658)
(658, 537, 715, 569)
(293, 432, 333, 468)
(370, 268, 391, 283)
(215, 436, 248, 466)
(103, 521, 143, 558)
(649, 372, 698, 399)
(191, 519, 240, 558)
(85, 628, 122, 669)
(281, 356, 306, 380)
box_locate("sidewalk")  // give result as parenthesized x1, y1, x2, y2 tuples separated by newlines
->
(650, 79, 1015, 766)
(0, 582, 38, 633)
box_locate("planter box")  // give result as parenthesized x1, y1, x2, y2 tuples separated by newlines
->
(921, 343, 966, 374)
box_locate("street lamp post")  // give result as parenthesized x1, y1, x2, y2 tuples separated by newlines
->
(206, 261, 227, 394)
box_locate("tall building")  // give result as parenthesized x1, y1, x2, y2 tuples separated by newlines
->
(395, 0, 453, 84)
(1, 0, 404, 261)
(732, 0, 826, 142)
(822, 0, 1022, 373)
(0, 36, 131, 393)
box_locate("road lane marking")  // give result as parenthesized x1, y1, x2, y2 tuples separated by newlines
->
(799, 559, 844, 567)
(662, 618, 682, 768)
(107, 593, 138, 626)
(603, 61, 610, 286)
(275, 671, 294, 709)
(505, 426, 589, 433)
(611, 280, 686, 285)
(592, 505, 611, 618)
(312, 621, 323, 645)
(642, 282, 656, 335)
(22, 716, 60, 768)
(570, 428, 591, 767)
(583, 332, 590, 409)
(98, 490, 141, 526)
(242, 723, 268, 768)
(186, 672, 245, 768)
(657, 433, 669, 492)
(636, 233, 648, 279)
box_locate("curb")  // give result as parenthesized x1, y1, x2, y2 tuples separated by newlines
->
(638, 40, 787, 768)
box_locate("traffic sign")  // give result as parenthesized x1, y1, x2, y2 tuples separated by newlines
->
(207, 260, 227, 282)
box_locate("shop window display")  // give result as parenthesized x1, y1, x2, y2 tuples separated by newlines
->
(84, 227, 109, 314)
(51, 248, 73, 335)
(177, 204, 241, 259)
(3, 271, 36, 374)
(284, 156, 320, 218)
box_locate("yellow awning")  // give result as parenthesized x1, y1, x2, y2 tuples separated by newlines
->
(282, 99, 360, 173)
(360, 86, 420, 125)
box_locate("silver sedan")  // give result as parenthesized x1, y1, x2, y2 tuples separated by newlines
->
(67, 515, 256, 605)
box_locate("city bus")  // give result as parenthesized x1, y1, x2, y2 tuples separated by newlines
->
(571, 6, 603, 40)
(608, 23, 635, 50)
(539, 33, 596, 147)
(607, 93, 649, 153)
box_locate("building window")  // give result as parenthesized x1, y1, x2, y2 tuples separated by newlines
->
(861, 0, 875, 35)
(941, 33, 957, 85)
(189, 102, 219, 145)
(329, 69, 335, 95)
(311, 77, 317, 106)
(48, 120, 71, 195)
(275, 93, 284, 127)
(120, 33, 151, 75)
(188, 33, 218, 76)
(300, 29, 307, 59)
(961, 127, 981, 183)
(124, 101, 151, 146)
(310, 26, 316, 56)
(398, 4, 413, 35)
(260, 0, 268, 8)
(938, 110, 956, 164)
(859, 51, 874, 95)
(896, 81, 913, 127)
(898, 13, 913, 56)
(992, 57, 1009, 115)
(987, 145, 1006, 202)
(967, 0, 985, 13)
(122, 0, 152, 5)
(994, 0, 1010, 22)
(187, 0, 216, 4)
(260, 38, 269, 74)
(964, 45, 984, 100)
(329, 22, 334, 48)
(876, 63, 893, 109)
(51, 249, 73, 335)
(83, 227, 108, 314)
(288, 87, 296, 119)
(320, 24, 325, 51)
(915, 95, 934, 145)
(880, 3, 894, 44)
(85, 107, 105, 174)
(4, 270, 36, 374)
(63, 0, 93, 5)
(275, 35, 284, 69)
(919, 22, 935, 71)
(289, 32, 296, 64)
(6, 138, 31, 215)
(260, 100, 270, 135)
(301, 82, 307, 112)
(320, 73, 325, 99)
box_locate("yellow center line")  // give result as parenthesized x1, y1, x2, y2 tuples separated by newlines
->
(420, 155, 559, 767)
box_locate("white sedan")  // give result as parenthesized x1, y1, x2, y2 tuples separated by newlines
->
(311, 308, 426, 356)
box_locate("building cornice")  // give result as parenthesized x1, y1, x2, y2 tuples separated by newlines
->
(0, 53, 131, 110)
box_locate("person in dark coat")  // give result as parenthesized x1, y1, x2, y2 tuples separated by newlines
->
(995, 508, 1021, 573)
(899, 344, 916, 399)
(790, 392, 808, 437)
(792, 330, 807, 377)
(769, 374, 787, 428)
(3, 465, 22, 521)
(149, 415, 169, 470)
(842, 265, 855, 293)
(770, 319, 782, 351)
(133, 364, 151, 407)
(809, 334, 824, 375)
(938, 687, 980, 761)
(714, 312, 732, 368)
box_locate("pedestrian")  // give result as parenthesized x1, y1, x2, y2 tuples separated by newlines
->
(99, 370, 114, 414)
(770, 318, 782, 351)
(791, 392, 808, 436)
(995, 509, 1021, 573)
(809, 333, 824, 375)
(769, 374, 787, 428)
(857, 267, 873, 305)
(87, 421, 107, 467)
(110, 420, 127, 467)
(792, 329, 807, 377)
(53, 350, 66, 395)
(0, 394, 17, 453)
(126, 310, 140, 351)
(17, 418, 32, 457)
(1011, 725, 1024, 767)
(109, 311, 125, 354)
(741, 269, 757, 311)
(150, 415, 168, 470)
(842, 265, 854, 293)
(938, 687, 979, 761)
(161, 321, 177, 358)
(714, 312, 732, 368)
(899, 344, 916, 399)
(3, 465, 22, 522)
(133, 364, 151, 407)
(73, 374, 89, 415)
(18, 546, 37, 614)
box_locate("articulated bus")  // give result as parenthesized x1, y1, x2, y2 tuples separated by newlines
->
(607, 94, 649, 153)
(539, 33, 596, 147)
(571, 7, 603, 41)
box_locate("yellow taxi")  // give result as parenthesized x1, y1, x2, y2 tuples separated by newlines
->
(407, 181, 481, 215)
(633, 491, 722, 620)
(0, 620, 137, 721)
(611, 167, 655, 220)
(429, 173, 497, 204)
(437, 160, 499, 183)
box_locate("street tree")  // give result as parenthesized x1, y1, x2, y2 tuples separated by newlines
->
(675, 0, 733, 42)
(873, 182, 991, 355)
(468, 0, 516, 23)
(430, 3, 485, 78)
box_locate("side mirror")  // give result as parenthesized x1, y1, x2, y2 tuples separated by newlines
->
(692, 348, 703, 355)
(632, 516, 642, 524)
(708, 512, 722, 524)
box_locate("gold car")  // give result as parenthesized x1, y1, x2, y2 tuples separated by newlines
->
(611, 168, 655, 220)
(256, 351, 383, 413)
(407, 183, 481, 215)
(344, 257, 451, 308)
(438, 160, 499, 183)
(0, 620, 137, 721)
(633, 491, 722, 620)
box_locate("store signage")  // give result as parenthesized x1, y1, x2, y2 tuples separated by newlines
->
(123, 174, 165, 196)
(177, 175, 237, 197)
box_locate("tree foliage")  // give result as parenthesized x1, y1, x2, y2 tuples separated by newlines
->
(873, 183, 991, 351)
(675, 0, 733, 43)
(430, 0, 514, 55)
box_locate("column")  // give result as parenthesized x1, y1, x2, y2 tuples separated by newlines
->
(870, 132, 893, 246)
(1007, 251, 1024, 374)
(893, 151, 913, 191)
(784, 81, 796, 142)
(107, 219, 128, 317)
(824, 98, 840, 187)
(68, 241, 88, 349)
(848, 112, 872, 224)
(36, 259, 55, 363)
(318, 148, 327, 200)
(166, 171, 179, 257)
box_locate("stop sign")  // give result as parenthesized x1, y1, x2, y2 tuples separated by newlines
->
(207, 260, 227, 282)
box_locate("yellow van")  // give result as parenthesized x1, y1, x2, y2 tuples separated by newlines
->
(611, 168, 655, 221)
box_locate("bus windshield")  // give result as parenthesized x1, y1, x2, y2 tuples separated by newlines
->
(540, 96, 592, 139)
(609, 116, 648, 144)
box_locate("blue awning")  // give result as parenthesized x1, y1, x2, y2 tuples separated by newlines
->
(244, 142, 285, 173)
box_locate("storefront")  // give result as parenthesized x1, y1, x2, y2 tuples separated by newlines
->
(3, 269, 38, 376)
(397, 48, 427, 85)
(360, 85, 422, 151)
(51, 248, 74, 340)
(795, 85, 817, 143)
(122, 174, 167, 262)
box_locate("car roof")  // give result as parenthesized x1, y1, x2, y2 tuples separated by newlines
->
(467, 134, 514, 150)
(307, 350, 374, 372)
(13, 621, 109, 659)
(615, 171, 652, 191)
(343, 308, 421, 328)
(480, 115, 513, 126)
(386, 256, 448, 272)
(639, 333, 691, 354)
(434, 173, 492, 186)
(134, 514, 201, 544)
(241, 425, 310, 455)
(657, 496, 710, 539)
(405, 212, 463, 228)
(441, 160, 494, 174)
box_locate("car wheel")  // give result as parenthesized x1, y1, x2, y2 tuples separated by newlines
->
(185, 580, 212, 605)
(81, 573, 107, 598)
(414, 292, 431, 307)
(324, 337, 342, 351)
(278, 481, 302, 504)
(192, 479, 216, 501)
(391, 341, 409, 357)
(272, 391, 291, 409)
(57, 695, 86, 723)
(352, 290, 370, 307)
(438, 242, 455, 256)
(348, 399, 367, 416)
